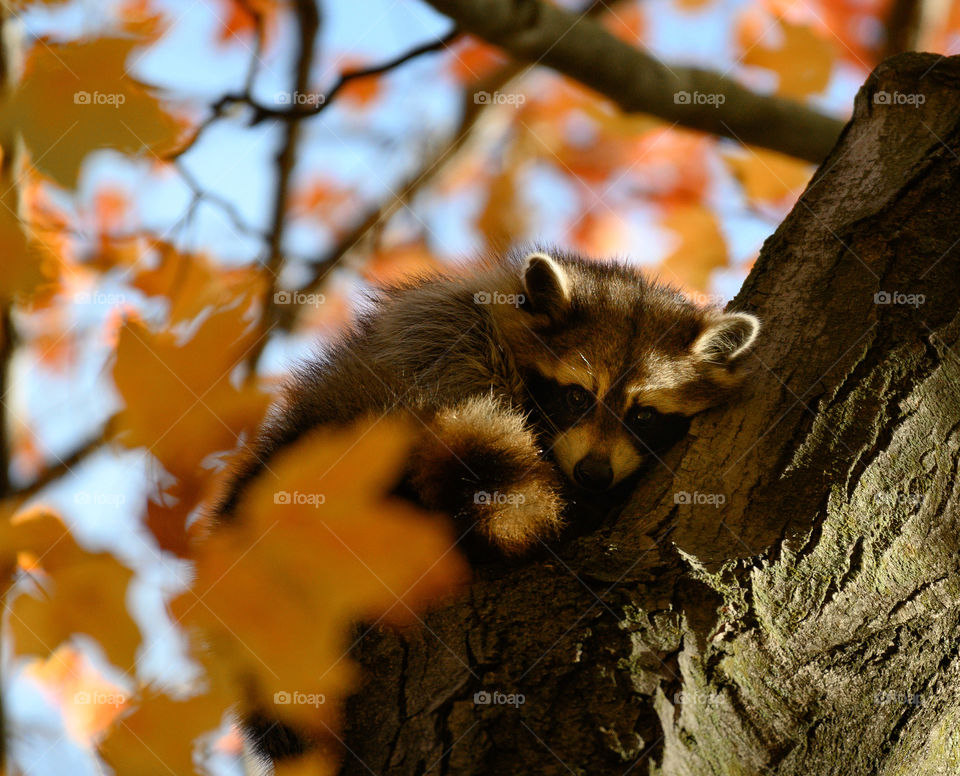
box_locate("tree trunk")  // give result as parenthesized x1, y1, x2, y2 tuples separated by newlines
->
(339, 53, 960, 776)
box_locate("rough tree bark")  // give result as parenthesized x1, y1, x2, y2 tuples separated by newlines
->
(339, 53, 960, 776)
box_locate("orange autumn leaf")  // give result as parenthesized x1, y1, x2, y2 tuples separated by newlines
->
(634, 130, 713, 207)
(476, 166, 527, 248)
(132, 243, 266, 323)
(724, 147, 813, 207)
(739, 18, 834, 98)
(111, 304, 270, 478)
(1, 506, 83, 574)
(215, 0, 281, 45)
(0, 169, 59, 302)
(364, 241, 440, 285)
(447, 36, 508, 82)
(758, 0, 890, 69)
(93, 186, 132, 235)
(2, 37, 184, 188)
(577, 99, 662, 140)
(143, 469, 225, 559)
(100, 684, 233, 776)
(336, 57, 383, 107)
(20, 176, 72, 306)
(174, 417, 467, 735)
(6, 508, 142, 670)
(290, 178, 354, 220)
(571, 210, 631, 257)
(602, 5, 646, 44)
(11, 559, 139, 668)
(88, 236, 146, 273)
(144, 480, 203, 559)
(540, 135, 633, 185)
(116, 0, 169, 40)
(658, 202, 728, 293)
(26, 645, 129, 742)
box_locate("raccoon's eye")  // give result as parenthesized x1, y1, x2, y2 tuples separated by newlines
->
(564, 385, 591, 412)
(627, 406, 660, 428)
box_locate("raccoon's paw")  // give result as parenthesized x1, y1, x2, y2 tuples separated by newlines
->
(410, 395, 565, 555)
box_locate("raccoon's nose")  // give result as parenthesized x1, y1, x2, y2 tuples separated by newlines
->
(573, 455, 613, 491)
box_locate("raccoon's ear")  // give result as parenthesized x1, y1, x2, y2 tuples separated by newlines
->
(522, 252, 570, 319)
(693, 312, 760, 364)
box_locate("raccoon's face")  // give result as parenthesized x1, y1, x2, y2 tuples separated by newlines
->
(501, 251, 760, 492)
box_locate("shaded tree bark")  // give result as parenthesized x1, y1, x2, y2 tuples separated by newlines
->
(339, 52, 960, 775)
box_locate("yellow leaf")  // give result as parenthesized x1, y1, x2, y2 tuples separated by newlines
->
(0, 166, 58, 302)
(5, 509, 141, 670)
(740, 20, 833, 98)
(724, 147, 813, 206)
(144, 479, 205, 559)
(176, 417, 467, 736)
(658, 203, 728, 292)
(112, 305, 270, 478)
(3, 505, 83, 572)
(26, 645, 129, 742)
(3, 37, 183, 188)
(100, 687, 230, 776)
(11, 552, 141, 669)
(476, 165, 526, 248)
(132, 243, 266, 324)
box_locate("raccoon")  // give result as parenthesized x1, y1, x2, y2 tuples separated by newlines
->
(216, 248, 760, 556)
(218, 248, 759, 766)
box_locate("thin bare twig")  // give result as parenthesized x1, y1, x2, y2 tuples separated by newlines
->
(174, 160, 267, 242)
(274, 59, 527, 333)
(241, 28, 461, 122)
(244, 0, 321, 376)
(10, 420, 114, 500)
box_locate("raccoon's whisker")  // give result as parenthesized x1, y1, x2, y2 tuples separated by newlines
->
(524, 393, 561, 435)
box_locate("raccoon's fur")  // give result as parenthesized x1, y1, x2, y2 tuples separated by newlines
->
(218, 248, 760, 766)
(217, 248, 759, 554)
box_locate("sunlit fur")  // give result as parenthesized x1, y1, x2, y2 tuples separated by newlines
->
(217, 246, 759, 557)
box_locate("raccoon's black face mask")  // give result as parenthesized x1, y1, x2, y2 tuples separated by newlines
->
(523, 368, 690, 491)
(509, 252, 758, 492)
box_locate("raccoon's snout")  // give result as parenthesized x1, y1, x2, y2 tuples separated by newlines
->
(573, 454, 613, 491)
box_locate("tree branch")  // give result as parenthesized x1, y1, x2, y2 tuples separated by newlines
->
(10, 420, 113, 501)
(882, 0, 923, 58)
(244, 0, 320, 375)
(166, 29, 460, 164)
(241, 28, 460, 122)
(421, 0, 846, 163)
